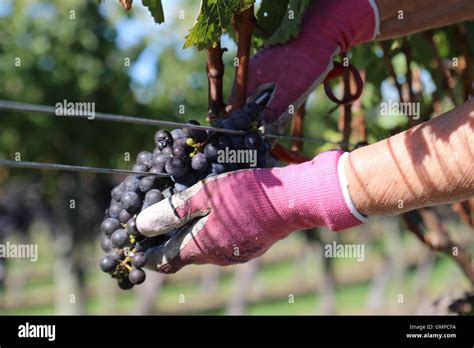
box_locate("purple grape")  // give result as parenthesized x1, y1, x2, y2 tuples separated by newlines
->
(161, 147, 173, 155)
(118, 277, 134, 290)
(213, 119, 223, 128)
(165, 157, 188, 177)
(174, 183, 190, 192)
(221, 118, 236, 130)
(144, 189, 164, 206)
(173, 137, 188, 148)
(132, 163, 148, 173)
(108, 202, 122, 218)
(100, 255, 118, 273)
(119, 209, 132, 223)
(185, 120, 207, 142)
(101, 218, 120, 236)
(111, 229, 129, 248)
(172, 146, 187, 157)
(131, 252, 147, 268)
(109, 250, 122, 261)
(143, 159, 154, 169)
(232, 112, 252, 130)
(111, 184, 125, 201)
(211, 163, 226, 175)
(155, 130, 173, 150)
(204, 143, 219, 160)
(149, 164, 165, 174)
(153, 152, 170, 166)
(216, 136, 231, 150)
(126, 217, 137, 235)
(244, 132, 262, 149)
(191, 153, 209, 172)
(139, 176, 156, 193)
(124, 176, 140, 193)
(100, 236, 112, 252)
(171, 128, 187, 139)
(155, 129, 173, 142)
(129, 268, 146, 285)
(122, 192, 140, 213)
(196, 169, 208, 180)
(172, 172, 197, 186)
(230, 135, 245, 150)
(136, 151, 153, 165)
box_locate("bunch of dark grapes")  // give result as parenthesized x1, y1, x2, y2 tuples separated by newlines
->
(99, 100, 272, 290)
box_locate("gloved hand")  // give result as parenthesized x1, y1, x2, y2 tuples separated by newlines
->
(229, 0, 379, 123)
(136, 150, 365, 273)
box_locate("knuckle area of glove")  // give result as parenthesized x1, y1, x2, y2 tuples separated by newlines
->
(182, 226, 270, 266)
(136, 201, 180, 235)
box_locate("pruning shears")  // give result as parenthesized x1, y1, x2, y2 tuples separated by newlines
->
(323, 61, 364, 105)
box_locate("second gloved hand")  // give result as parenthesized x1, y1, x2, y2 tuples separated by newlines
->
(229, 0, 379, 123)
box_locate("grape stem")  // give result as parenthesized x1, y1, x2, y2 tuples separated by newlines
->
(120, 256, 132, 271)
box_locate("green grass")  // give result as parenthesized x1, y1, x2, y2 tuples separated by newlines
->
(1, 257, 465, 315)
(1, 227, 471, 315)
(246, 294, 317, 315)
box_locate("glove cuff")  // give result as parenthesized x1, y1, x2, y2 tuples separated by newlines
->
(279, 150, 367, 232)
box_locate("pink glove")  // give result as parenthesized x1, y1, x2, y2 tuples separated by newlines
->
(136, 150, 365, 273)
(231, 0, 379, 123)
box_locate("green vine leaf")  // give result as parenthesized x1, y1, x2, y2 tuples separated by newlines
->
(142, 0, 165, 24)
(184, 0, 254, 50)
(256, 0, 289, 38)
(262, 0, 312, 47)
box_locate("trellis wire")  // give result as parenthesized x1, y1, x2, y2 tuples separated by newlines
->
(0, 159, 170, 177)
(0, 99, 336, 144)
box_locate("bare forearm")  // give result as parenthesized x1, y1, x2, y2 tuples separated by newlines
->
(376, 0, 474, 40)
(347, 99, 474, 216)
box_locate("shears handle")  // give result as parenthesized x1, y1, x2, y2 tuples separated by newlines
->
(323, 61, 363, 105)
